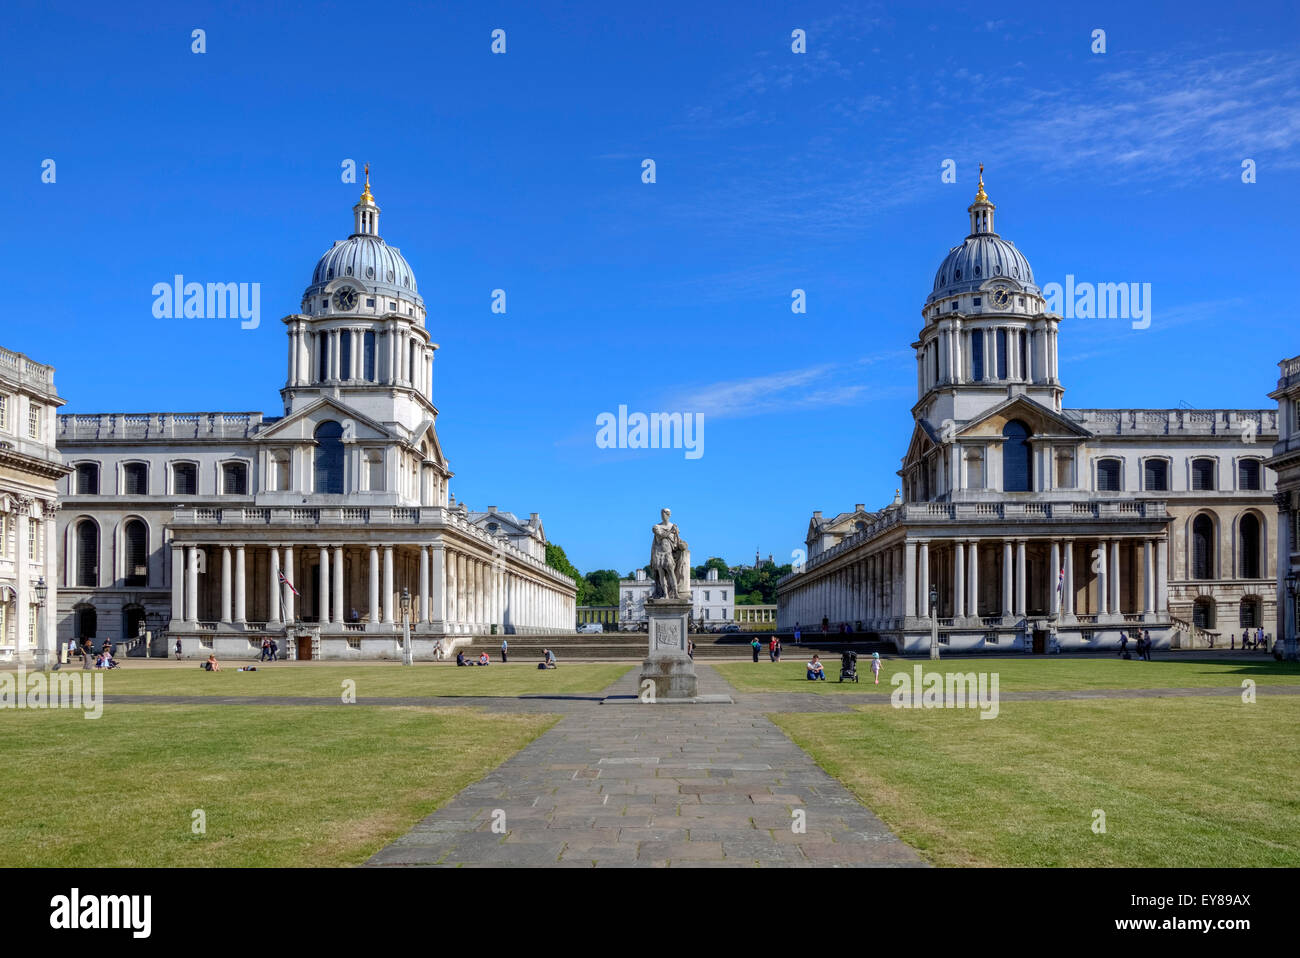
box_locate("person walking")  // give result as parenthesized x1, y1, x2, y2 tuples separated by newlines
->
(260, 637, 272, 662)
(687, 638, 694, 660)
(1118, 633, 1129, 658)
(751, 636, 760, 663)
(1257, 626, 1265, 651)
(871, 651, 882, 685)
(501, 638, 508, 663)
(773, 635, 782, 662)
(174, 638, 182, 661)
(794, 623, 802, 645)
(769, 634, 778, 662)
(1143, 630, 1152, 661)
(81, 638, 95, 671)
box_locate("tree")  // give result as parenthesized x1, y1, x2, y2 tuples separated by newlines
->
(583, 569, 622, 606)
(545, 543, 587, 605)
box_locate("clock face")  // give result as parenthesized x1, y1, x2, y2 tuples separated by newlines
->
(333, 287, 358, 311)
(991, 288, 1011, 308)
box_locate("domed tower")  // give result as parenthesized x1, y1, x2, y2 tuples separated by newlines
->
(281, 166, 437, 436)
(912, 166, 1062, 431)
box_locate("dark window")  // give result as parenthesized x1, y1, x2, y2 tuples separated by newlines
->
(970, 332, 985, 382)
(1192, 514, 1214, 580)
(409, 340, 417, 382)
(973, 297, 982, 307)
(1144, 459, 1169, 491)
(1002, 420, 1032, 492)
(996, 329, 1007, 379)
(363, 331, 376, 380)
(222, 462, 248, 495)
(76, 520, 99, 587)
(123, 462, 148, 495)
(124, 519, 148, 587)
(1193, 598, 1214, 629)
(1192, 458, 1216, 491)
(76, 606, 97, 639)
(1240, 513, 1260, 578)
(76, 463, 99, 495)
(931, 343, 939, 383)
(340, 331, 353, 380)
(1096, 459, 1122, 492)
(1018, 332, 1027, 379)
(317, 333, 330, 381)
(1239, 460, 1260, 490)
(173, 463, 197, 496)
(1240, 598, 1259, 628)
(314, 421, 345, 494)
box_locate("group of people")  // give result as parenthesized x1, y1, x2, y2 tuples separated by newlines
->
(805, 651, 883, 684)
(456, 650, 493, 666)
(1118, 630, 1154, 661)
(75, 638, 118, 670)
(1229, 628, 1267, 651)
(259, 637, 280, 661)
(750, 635, 783, 662)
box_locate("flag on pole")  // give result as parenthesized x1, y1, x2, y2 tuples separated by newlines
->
(279, 570, 299, 596)
(1056, 568, 1064, 594)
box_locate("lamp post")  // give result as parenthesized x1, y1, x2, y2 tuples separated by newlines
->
(33, 577, 49, 671)
(928, 584, 940, 660)
(1286, 572, 1298, 662)
(400, 587, 413, 666)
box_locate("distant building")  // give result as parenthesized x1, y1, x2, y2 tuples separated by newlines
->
(0, 346, 70, 664)
(619, 567, 735, 628)
(1266, 354, 1300, 659)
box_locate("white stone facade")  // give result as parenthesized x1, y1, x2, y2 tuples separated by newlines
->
(55, 180, 575, 659)
(0, 347, 70, 665)
(1265, 355, 1300, 658)
(619, 567, 735, 628)
(778, 177, 1278, 652)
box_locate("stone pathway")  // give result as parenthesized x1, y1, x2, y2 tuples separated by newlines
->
(365, 664, 924, 867)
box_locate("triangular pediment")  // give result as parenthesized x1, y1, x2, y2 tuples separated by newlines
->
(953, 396, 1092, 441)
(254, 397, 397, 444)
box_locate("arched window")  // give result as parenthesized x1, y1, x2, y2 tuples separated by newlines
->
(314, 421, 345, 494)
(1143, 459, 1168, 491)
(1002, 420, 1032, 492)
(75, 463, 99, 495)
(123, 462, 148, 495)
(124, 519, 148, 587)
(1239, 597, 1260, 628)
(76, 520, 99, 587)
(1240, 514, 1261, 578)
(1239, 460, 1261, 490)
(1191, 458, 1216, 491)
(222, 462, 248, 495)
(75, 606, 97, 639)
(1096, 459, 1122, 492)
(172, 462, 197, 496)
(1192, 514, 1215, 580)
(1193, 597, 1215, 629)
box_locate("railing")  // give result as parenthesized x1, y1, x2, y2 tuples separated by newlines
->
(243, 508, 270, 522)
(57, 411, 264, 441)
(291, 508, 319, 522)
(342, 508, 370, 522)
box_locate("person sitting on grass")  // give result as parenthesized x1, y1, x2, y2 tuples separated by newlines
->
(538, 648, 557, 669)
(806, 655, 826, 681)
(456, 650, 468, 667)
(203, 653, 221, 672)
(478, 651, 490, 666)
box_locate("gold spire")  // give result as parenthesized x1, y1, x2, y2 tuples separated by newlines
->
(973, 162, 989, 204)
(360, 162, 375, 204)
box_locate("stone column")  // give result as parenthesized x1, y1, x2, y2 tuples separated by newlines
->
(369, 547, 380, 624)
(186, 545, 199, 622)
(953, 541, 966, 619)
(382, 546, 394, 624)
(1063, 540, 1075, 617)
(1094, 539, 1107, 616)
(1015, 540, 1027, 617)
(234, 546, 246, 623)
(1050, 540, 1060, 616)
(220, 546, 232, 623)
(283, 546, 295, 623)
(171, 545, 185, 621)
(319, 547, 330, 624)
(1001, 540, 1013, 617)
(968, 540, 980, 619)
(918, 541, 930, 618)
(418, 546, 430, 624)
(1157, 536, 1169, 612)
(333, 545, 345, 625)
(1110, 539, 1121, 615)
(268, 546, 281, 624)
(903, 541, 917, 619)
(1143, 538, 1155, 615)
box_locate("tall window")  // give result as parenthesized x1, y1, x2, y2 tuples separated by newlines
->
(1019, 333, 1028, 381)
(366, 451, 385, 491)
(1240, 514, 1261, 578)
(76, 520, 99, 587)
(76, 463, 99, 495)
(314, 421, 345, 494)
(28, 521, 37, 560)
(1192, 514, 1214, 580)
(967, 453, 984, 490)
(1191, 458, 1216, 491)
(123, 462, 148, 495)
(124, 519, 148, 587)
(222, 462, 248, 495)
(970, 332, 985, 382)
(0, 393, 7, 430)
(996, 329, 1007, 379)
(1239, 459, 1261, 490)
(340, 331, 353, 380)
(409, 340, 418, 385)
(363, 331, 376, 381)
(1002, 420, 1032, 491)
(1096, 459, 1122, 492)
(317, 333, 330, 382)
(1144, 459, 1169, 491)
(28, 404, 41, 438)
(271, 455, 289, 492)
(173, 463, 197, 496)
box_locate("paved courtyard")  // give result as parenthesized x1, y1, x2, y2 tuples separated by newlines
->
(365, 664, 926, 867)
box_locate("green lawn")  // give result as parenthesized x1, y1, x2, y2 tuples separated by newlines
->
(774, 695, 1300, 867)
(86, 662, 632, 698)
(717, 657, 1300, 693)
(0, 704, 553, 867)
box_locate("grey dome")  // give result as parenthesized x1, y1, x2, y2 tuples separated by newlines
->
(309, 234, 421, 302)
(927, 234, 1036, 304)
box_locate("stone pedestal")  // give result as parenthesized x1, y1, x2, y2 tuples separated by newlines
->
(641, 599, 696, 699)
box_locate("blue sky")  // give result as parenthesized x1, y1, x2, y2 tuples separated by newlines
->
(3, 0, 1298, 576)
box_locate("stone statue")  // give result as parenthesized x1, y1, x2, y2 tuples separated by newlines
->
(649, 508, 690, 600)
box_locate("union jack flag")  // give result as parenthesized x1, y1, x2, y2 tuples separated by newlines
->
(278, 570, 299, 596)
(1056, 568, 1065, 593)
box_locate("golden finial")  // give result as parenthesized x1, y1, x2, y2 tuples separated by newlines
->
(973, 162, 988, 204)
(360, 163, 374, 204)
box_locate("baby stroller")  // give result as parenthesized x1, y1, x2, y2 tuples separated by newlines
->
(839, 650, 859, 683)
